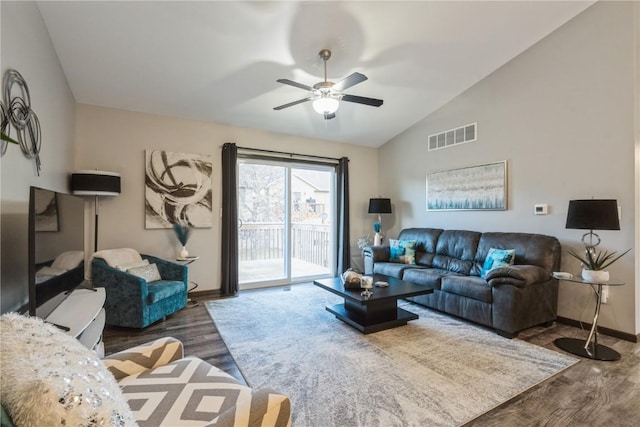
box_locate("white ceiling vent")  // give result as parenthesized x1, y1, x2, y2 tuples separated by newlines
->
(428, 123, 477, 151)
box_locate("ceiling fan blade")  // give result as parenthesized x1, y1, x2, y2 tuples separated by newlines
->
(324, 113, 336, 120)
(341, 94, 384, 107)
(276, 79, 314, 91)
(332, 72, 367, 92)
(273, 97, 312, 110)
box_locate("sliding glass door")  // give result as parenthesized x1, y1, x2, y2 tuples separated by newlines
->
(238, 159, 334, 289)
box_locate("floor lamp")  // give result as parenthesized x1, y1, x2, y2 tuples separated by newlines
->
(71, 170, 121, 253)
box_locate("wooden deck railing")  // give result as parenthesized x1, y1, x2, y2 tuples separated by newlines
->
(238, 222, 330, 267)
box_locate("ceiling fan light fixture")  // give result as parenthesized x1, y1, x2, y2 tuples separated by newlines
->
(312, 96, 339, 115)
(275, 48, 383, 116)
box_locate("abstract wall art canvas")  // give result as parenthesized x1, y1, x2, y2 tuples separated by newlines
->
(145, 150, 213, 228)
(426, 161, 507, 211)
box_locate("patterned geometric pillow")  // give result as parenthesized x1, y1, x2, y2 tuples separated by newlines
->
(389, 239, 417, 265)
(481, 248, 516, 278)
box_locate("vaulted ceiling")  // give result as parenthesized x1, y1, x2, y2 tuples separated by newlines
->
(37, 1, 594, 147)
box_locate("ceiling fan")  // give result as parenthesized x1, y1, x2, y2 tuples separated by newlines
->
(274, 49, 383, 120)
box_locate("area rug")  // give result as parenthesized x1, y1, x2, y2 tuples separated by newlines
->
(205, 284, 577, 427)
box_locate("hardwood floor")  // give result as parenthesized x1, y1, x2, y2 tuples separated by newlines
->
(102, 297, 246, 385)
(103, 291, 640, 426)
(467, 323, 639, 426)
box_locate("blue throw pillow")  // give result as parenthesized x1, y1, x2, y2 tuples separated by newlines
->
(481, 248, 515, 279)
(389, 239, 417, 265)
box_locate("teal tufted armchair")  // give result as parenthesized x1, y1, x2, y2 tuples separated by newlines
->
(92, 255, 188, 328)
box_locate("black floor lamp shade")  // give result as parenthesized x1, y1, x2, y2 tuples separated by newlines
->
(71, 171, 121, 196)
(71, 170, 121, 252)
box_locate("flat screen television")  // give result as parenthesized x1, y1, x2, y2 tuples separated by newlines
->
(28, 186, 86, 322)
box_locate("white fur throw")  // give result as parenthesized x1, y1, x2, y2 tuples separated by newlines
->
(51, 250, 85, 270)
(93, 248, 143, 270)
(0, 313, 137, 426)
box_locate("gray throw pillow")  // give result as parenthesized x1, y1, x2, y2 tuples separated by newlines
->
(127, 263, 162, 282)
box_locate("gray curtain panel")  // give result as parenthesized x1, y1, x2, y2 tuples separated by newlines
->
(336, 157, 350, 274)
(220, 142, 238, 296)
(221, 145, 349, 291)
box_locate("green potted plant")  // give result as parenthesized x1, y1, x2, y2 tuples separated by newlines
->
(1, 130, 19, 145)
(567, 247, 630, 282)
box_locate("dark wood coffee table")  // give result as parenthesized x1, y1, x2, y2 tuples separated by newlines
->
(313, 274, 433, 334)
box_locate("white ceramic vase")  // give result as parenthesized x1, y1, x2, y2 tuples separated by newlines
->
(179, 246, 189, 259)
(581, 269, 609, 283)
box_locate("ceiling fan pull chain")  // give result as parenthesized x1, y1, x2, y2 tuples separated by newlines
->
(323, 52, 328, 83)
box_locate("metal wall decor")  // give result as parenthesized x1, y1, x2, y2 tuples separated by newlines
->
(0, 100, 9, 156)
(145, 149, 213, 229)
(426, 161, 507, 211)
(2, 69, 42, 174)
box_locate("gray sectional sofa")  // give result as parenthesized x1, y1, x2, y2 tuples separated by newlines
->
(363, 228, 561, 337)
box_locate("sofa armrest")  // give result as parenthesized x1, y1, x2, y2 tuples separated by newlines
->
(102, 337, 184, 380)
(216, 388, 291, 427)
(143, 255, 188, 283)
(363, 245, 390, 274)
(363, 245, 390, 262)
(92, 259, 149, 298)
(486, 265, 551, 288)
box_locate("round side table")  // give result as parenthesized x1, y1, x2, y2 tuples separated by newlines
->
(553, 276, 624, 361)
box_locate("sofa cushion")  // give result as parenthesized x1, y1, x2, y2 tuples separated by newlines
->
(0, 313, 136, 427)
(432, 230, 481, 274)
(472, 232, 561, 276)
(389, 239, 417, 264)
(372, 262, 415, 279)
(402, 268, 455, 290)
(147, 280, 187, 304)
(441, 275, 492, 303)
(398, 228, 443, 253)
(480, 248, 515, 279)
(399, 228, 444, 268)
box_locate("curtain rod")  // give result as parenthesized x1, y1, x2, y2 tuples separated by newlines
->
(236, 145, 344, 162)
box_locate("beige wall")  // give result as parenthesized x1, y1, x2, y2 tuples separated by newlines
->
(75, 105, 378, 291)
(2, 1, 637, 336)
(379, 2, 638, 335)
(0, 1, 76, 313)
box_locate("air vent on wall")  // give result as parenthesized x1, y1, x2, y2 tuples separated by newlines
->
(428, 122, 477, 151)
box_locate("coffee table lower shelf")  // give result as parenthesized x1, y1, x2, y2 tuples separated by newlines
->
(326, 303, 419, 334)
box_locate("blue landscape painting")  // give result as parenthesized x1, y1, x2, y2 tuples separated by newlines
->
(427, 161, 507, 211)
